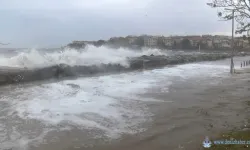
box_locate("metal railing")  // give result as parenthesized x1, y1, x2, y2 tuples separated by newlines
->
(240, 60, 250, 68)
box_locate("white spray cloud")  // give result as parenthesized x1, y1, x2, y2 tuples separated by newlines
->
(0, 46, 167, 68)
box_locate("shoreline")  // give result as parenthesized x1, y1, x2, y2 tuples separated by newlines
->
(81, 69, 250, 150)
(1, 58, 250, 150)
(0, 53, 234, 86)
(20, 65, 249, 150)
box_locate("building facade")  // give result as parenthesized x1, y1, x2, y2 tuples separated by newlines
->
(126, 36, 138, 45)
(143, 36, 158, 47)
(163, 37, 173, 47)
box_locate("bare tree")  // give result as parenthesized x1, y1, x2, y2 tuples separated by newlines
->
(208, 0, 250, 34)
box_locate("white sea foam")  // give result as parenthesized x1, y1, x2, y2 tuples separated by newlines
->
(12, 71, 162, 130)
(10, 62, 228, 130)
(0, 46, 167, 68)
(0, 61, 229, 149)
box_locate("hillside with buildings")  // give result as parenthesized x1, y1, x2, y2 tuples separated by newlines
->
(66, 35, 250, 51)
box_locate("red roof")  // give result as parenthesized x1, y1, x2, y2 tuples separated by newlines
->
(186, 36, 202, 41)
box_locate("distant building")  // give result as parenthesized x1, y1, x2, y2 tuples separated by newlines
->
(201, 36, 213, 49)
(221, 40, 231, 48)
(90, 34, 239, 50)
(72, 41, 94, 45)
(72, 41, 84, 44)
(202, 35, 213, 38)
(143, 36, 158, 47)
(235, 39, 249, 48)
(126, 36, 138, 45)
(186, 36, 202, 47)
(235, 39, 243, 48)
(109, 37, 129, 46)
(67, 41, 86, 49)
(163, 37, 173, 47)
(214, 35, 231, 40)
(206, 39, 213, 48)
(242, 40, 249, 48)
(212, 37, 231, 49)
(213, 40, 220, 48)
(171, 36, 183, 45)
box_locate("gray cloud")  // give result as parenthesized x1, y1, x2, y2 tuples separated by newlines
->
(0, 0, 231, 48)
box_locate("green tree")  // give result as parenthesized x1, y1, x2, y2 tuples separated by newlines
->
(208, 0, 250, 34)
(181, 39, 192, 49)
(108, 37, 129, 47)
(173, 41, 177, 49)
(134, 36, 144, 47)
(157, 37, 166, 49)
(94, 40, 105, 47)
(67, 42, 86, 49)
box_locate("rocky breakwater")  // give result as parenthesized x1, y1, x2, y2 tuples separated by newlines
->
(0, 53, 232, 86)
(129, 53, 230, 69)
(65, 41, 86, 49)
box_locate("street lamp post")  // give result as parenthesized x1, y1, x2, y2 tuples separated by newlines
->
(207, 3, 243, 74)
(223, 8, 236, 74)
(230, 9, 235, 74)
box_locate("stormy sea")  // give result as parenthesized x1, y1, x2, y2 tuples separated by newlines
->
(0, 46, 249, 150)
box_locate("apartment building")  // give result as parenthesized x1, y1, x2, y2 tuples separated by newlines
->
(143, 36, 158, 47)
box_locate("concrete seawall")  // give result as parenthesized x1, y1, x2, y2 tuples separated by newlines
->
(0, 53, 236, 86)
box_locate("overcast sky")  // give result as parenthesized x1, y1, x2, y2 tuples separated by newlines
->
(0, 0, 231, 48)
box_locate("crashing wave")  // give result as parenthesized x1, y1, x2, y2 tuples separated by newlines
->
(0, 52, 231, 86)
(0, 46, 166, 69)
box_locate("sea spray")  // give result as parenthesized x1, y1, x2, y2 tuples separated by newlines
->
(0, 52, 231, 86)
(0, 46, 167, 69)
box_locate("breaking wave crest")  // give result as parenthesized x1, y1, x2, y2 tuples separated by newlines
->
(0, 46, 166, 69)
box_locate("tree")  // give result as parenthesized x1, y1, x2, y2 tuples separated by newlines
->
(94, 40, 105, 47)
(157, 37, 166, 49)
(173, 41, 177, 49)
(243, 34, 247, 40)
(208, 0, 250, 34)
(242, 33, 250, 43)
(108, 37, 129, 47)
(134, 36, 144, 47)
(67, 42, 86, 49)
(181, 39, 192, 49)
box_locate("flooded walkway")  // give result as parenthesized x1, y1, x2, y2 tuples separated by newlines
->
(0, 57, 250, 150)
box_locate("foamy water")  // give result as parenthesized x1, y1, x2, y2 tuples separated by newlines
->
(0, 59, 230, 149)
(0, 46, 168, 69)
